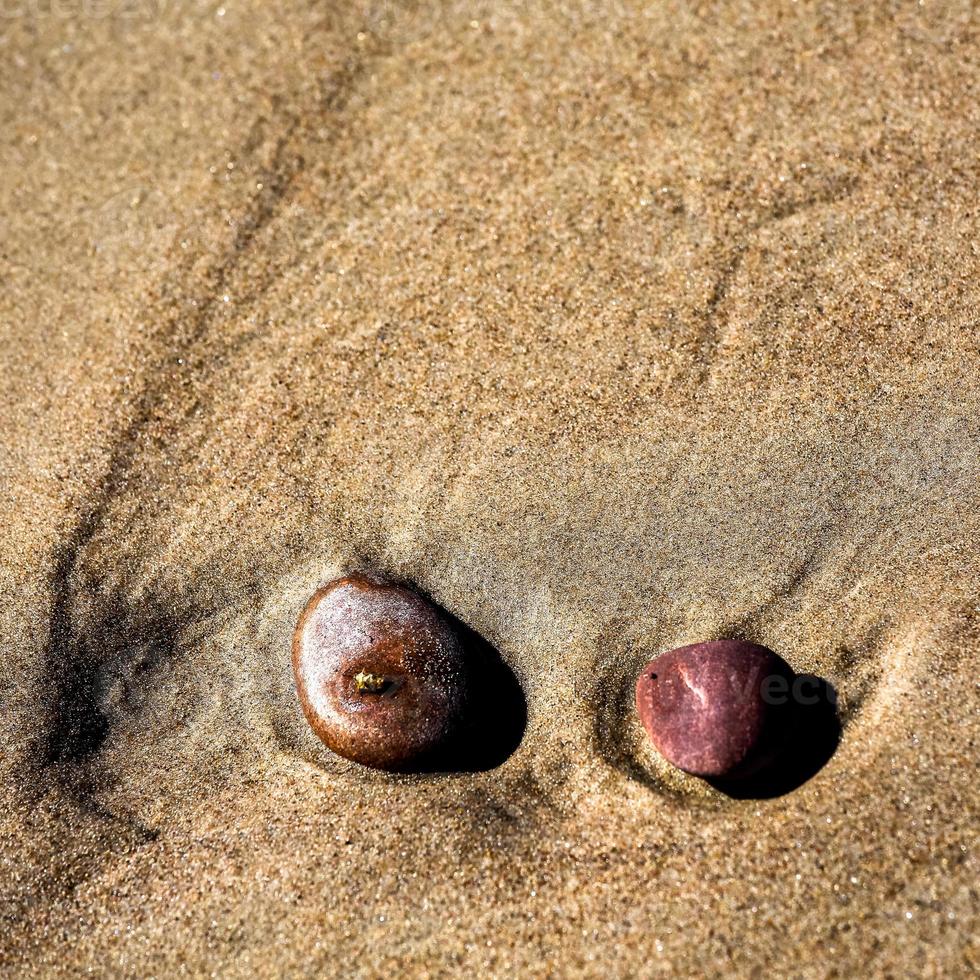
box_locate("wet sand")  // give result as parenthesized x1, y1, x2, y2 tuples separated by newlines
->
(1, 1, 978, 975)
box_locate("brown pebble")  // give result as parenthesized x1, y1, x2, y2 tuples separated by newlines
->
(292, 574, 470, 771)
(635, 640, 794, 780)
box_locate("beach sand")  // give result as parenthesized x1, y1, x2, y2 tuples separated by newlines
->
(1, 1, 977, 975)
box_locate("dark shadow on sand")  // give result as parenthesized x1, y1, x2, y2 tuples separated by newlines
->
(709, 675, 841, 800)
(384, 583, 527, 775)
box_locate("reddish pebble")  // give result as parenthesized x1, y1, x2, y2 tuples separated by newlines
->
(292, 574, 469, 771)
(635, 640, 793, 780)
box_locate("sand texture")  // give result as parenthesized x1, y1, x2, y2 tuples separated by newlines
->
(1, 1, 978, 976)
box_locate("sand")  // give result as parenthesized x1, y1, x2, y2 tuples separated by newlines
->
(1, 1, 978, 975)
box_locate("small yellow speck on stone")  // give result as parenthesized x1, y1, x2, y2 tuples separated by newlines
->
(354, 671, 387, 694)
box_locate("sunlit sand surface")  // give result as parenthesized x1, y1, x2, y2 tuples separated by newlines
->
(1, 2, 977, 975)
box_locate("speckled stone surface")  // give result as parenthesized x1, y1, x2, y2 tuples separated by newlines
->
(293, 575, 470, 770)
(635, 640, 794, 779)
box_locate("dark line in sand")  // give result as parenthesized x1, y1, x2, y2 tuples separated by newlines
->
(32, 56, 370, 789)
(691, 173, 859, 385)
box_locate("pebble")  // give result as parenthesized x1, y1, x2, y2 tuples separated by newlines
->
(292, 574, 470, 771)
(635, 639, 794, 780)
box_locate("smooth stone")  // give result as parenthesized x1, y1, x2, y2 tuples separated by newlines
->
(292, 574, 470, 771)
(635, 640, 794, 780)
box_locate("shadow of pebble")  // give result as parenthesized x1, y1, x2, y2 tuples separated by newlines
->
(405, 597, 527, 775)
(709, 675, 841, 800)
